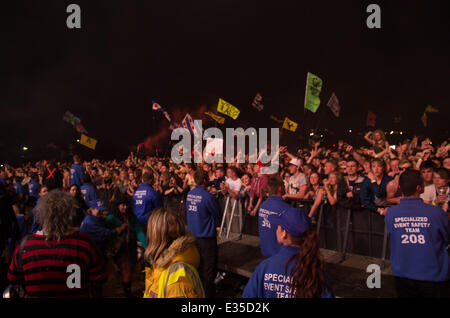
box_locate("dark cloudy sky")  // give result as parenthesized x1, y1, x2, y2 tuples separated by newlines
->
(1, 0, 449, 162)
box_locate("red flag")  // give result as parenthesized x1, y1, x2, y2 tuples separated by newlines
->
(366, 111, 376, 127)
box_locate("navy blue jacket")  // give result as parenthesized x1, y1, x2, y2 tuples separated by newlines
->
(80, 214, 112, 253)
(258, 196, 292, 258)
(186, 185, 221, 238)
(80, 183, 98, 206)
(70, 163, 84, 186)
(243, 245, 333, 298)
(13, 182, 25, 196)
(385, 198, 450, 282)
(360, 175, 392, 212)
(132, 182, 162, 225)
(28, 180, 41, 199)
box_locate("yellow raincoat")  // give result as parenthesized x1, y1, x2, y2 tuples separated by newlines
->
(143, 234, 204, 298)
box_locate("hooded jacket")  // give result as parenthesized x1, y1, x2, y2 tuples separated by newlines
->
(144, 234, 204, 298)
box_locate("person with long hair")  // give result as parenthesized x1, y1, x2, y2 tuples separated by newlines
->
(7, 190, 107, 298)
(106, 198, 147, 297)
(322, 171, 340, 207)
(143, 209, 204, 298)
(243, 206, 333, 298)
(364, 129, 389, 156)
(69, 184, 89, 212)
(304, 172, 325, 218)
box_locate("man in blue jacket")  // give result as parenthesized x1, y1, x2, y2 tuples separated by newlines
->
(80, 174, 98, 207)
(258, 175, 292, 258)
(132, 172, 162, 226)
(360, 158, 392, 215)
(70, 155, 84, 186)
(28, 172, 41, 204)
(80, 199, 127, 254)
(186, 169, 221, 298)
(384, 169, 450, 297)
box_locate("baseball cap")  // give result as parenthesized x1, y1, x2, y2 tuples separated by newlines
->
(289, 158, 301, 167)
(89, 199, 107, 211)
(268, 207, 310, 237)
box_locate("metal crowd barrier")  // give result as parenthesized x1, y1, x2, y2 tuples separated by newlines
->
(219, 195, 243, 239)
(290, 199, 392, 269)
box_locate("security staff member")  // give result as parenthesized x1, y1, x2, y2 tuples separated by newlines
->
(384, 169, 450, 297)
(70, 155, 84, 186)
(133, 172, 162, 226)
(258, 175, 292, 258)
(80, 174, 98, 207)
(28, 172, 41, 203)
(186, 169, 221, 298)
(243, 206, 333, 298)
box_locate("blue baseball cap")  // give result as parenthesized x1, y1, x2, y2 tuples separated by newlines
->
(268, 207, 310, 237)
(89, 199, 107, 211)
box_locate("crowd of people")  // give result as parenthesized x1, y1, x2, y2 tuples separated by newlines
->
(0, 130, 449, 298)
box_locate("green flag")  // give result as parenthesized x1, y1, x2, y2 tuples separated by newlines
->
(304, 72, 323, 113)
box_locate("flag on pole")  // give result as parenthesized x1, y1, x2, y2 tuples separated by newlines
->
(80, 134, 98, 150)
(75, 123, 88, 134)
(421, 112, 427, 127)
(270, 115, 283, 124)
(282, 117, 298, 132)
(217, 98, 240, 119)
(425, 105, 439, 113)
(326, 93, 341, 117)
(366, 111, 377, 127)
(181, 113, 202, 137)
(204, 111, 225, 124)
(63, 111, 81, 126)
(152, 101, 177, 129)
(251, 93, 264, 111)
(304, 72, 323, 113)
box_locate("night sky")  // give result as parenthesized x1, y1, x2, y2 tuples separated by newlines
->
(2, 0, 449, 163)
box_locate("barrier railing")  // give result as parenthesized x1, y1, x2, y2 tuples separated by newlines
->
(289, 199, 393, 269)
(218, 195, 243, 239)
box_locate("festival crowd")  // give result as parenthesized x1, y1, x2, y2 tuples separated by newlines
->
(0, 130, 449, 298)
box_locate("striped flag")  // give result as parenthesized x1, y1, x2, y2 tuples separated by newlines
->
(181, 113, 202, 137)
(152, 101, 177, 129)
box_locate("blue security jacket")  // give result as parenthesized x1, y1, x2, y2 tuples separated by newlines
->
(186, 185, 221, 238)
(132, 182, 162, 225)
(258, 196, 292, 258)
(13, 182, 25, 196)
(80, 213, 112, 253)
(28, 180, 41, 199)
(80, 183, 98, 206)
(70, 163, 84, 186)
(243, 245, 333, 298)
(385, 198, 450, 282)
(360, 175, 392, 212)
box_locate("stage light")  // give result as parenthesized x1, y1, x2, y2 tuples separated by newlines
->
(349, 129, 352, 133)
(390, 131, 394, 135)
(22, 146, 28, 151)
(77, 139, 80, 143)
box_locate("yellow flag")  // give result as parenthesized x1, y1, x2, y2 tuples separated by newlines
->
(217, 98, 240, 120)
(425, 105, 439, 113)
(204, 111, 225, 124)
(282, 117, 298, 132)
(80, 134, 98, 150)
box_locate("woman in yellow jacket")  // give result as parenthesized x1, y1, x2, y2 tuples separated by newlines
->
(143, 208, 205, 298)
